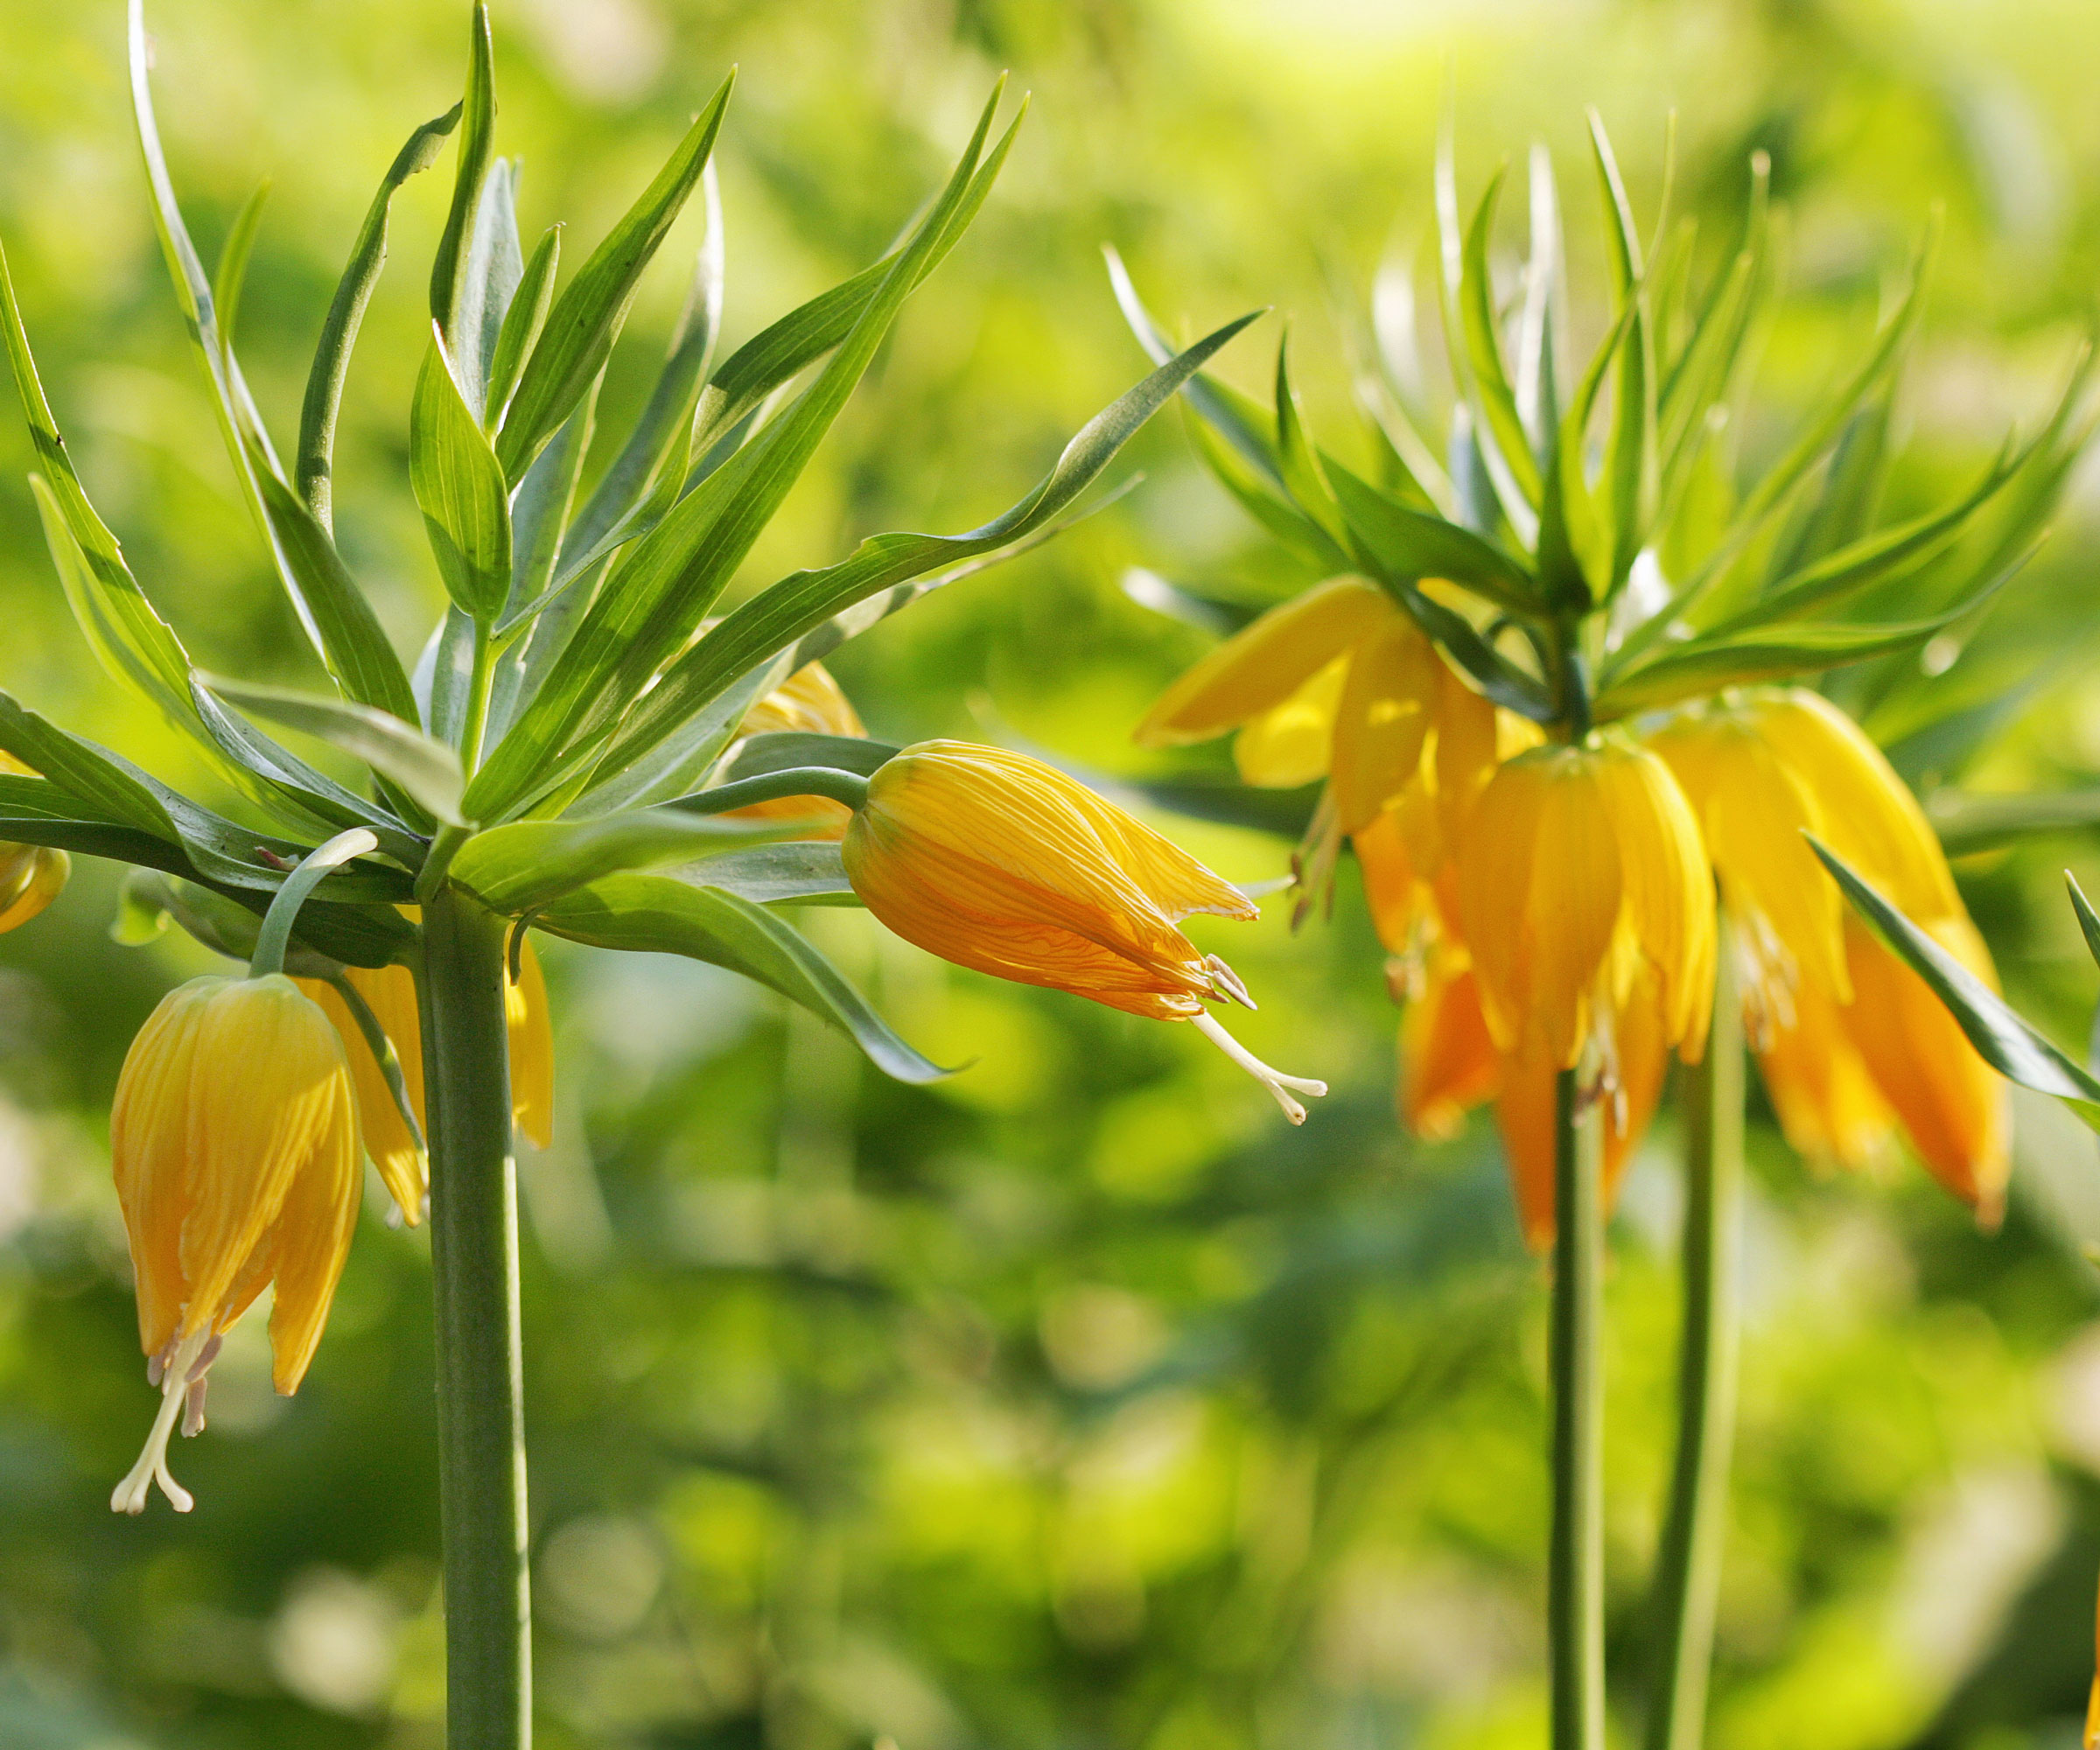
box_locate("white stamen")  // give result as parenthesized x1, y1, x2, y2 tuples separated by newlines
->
(1203, 955, 1257, 1011)
(181, 1375, 209, 1438)
(111, 1326, 214, 1516)
(1193, 1012, 1328, 1124)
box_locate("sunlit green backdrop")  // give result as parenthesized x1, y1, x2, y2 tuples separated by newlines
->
(5, 1, 2100, 1746)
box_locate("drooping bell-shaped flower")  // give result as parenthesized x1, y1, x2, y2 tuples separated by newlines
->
(299, 936, 556, 1222)
(1652, 687, 2007, 1222)
(843, 740, 1326, 1120)
(0, 751, 69, 932)
(108, 974, 360, 1514)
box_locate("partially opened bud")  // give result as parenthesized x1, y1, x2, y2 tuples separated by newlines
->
(109, 974, 360, 1514)
(844, 740, 1326, 1121)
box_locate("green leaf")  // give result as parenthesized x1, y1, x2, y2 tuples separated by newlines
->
(2068, 872, 2100, 970)
(411, 328, 514, 622)
(672, 840, 859, 906)
(1272, 332, 1351, 550)
(298, 104, 461, 526)
(1327, 460, 1539, 614)
(450, 807, 816, 914)
(536, 874, 951, 1082)
(1121, 568, 1262, 637)
(576, 307, 1266, 804)
(211, 180, 270, 357)
(246, 440, 422, 724)
(456, 156, 525, 416)
(428, 3, 496, 347)
(495, 72, 735, 482)
(198, 674, 469, 827)
(1810, 837, 2100, 1125)
(486, 220, 559, 430)
(471, 89, 1022, 818)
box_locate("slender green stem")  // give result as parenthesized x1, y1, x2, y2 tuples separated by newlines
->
(1644, 923, 1744, 1750)
(669, 766, 872, 816)
(1551, 1064, 1606, 1750)
(247, 828, 379, 977)
(418, 887, 531, 1750)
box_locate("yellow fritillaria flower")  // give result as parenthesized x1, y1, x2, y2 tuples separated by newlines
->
(108, 974, 360, 1514)
(298, 937, 556, 1222)
(1457, 738, 1716, 1072)
(1652, 687, 2008, 1222)
(0, 750, 69, 932)
(844, 740, 1326, 1120)
(724, 658, 870, 840)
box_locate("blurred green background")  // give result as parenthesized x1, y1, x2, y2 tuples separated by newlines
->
(6, 0, 2100, 1746)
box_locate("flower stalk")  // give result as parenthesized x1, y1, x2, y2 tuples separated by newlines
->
(1550, 1061, 1607, 1750)
(1644, 922, 1744, 1750)
(419, 886, 531, 1750)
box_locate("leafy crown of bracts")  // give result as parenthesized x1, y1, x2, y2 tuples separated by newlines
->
(0, 0, 1257, 1077)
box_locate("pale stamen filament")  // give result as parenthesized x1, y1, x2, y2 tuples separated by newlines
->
(1203, 955, 1257, 1011)
(1192, 1012, 1328, 1125)
(111, 1325, 215, 1516)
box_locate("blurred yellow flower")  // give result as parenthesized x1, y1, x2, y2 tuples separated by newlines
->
(299, 936, 556, 1222)
(724, 657, 869, 840)
(0, 750, 69, 932)
(1653, 688, 2007, 1222)
(844, 739, 1326, 1120)
(108, 974, 360, 1515)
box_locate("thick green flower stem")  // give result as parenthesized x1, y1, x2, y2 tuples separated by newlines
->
(1551, 1065, 1606, 1750)
(419, 887, 532, 1750)
(1644, 933, 1745, 1750)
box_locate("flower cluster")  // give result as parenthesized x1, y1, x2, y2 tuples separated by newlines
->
(1141, 583, 2006, 1244)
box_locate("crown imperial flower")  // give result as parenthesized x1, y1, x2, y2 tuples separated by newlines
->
(844, 740, 1326, 1119)
(108, 973, 360, 1514)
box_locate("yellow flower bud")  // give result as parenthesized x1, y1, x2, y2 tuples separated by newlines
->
(844, 740, 1326, 1121)
(108, 974, 360, 1514)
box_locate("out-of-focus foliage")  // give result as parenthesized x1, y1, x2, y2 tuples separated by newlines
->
(5, 2, 2100, 1747)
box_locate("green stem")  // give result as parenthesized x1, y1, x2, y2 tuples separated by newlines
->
(418, 887, 531, 1750)
(248, 828, 379, 977)
(459, 622, 498, 774)
(670, 766, 872, 816)
(1551, 1064, 1606, 1750)
(1644, 924, 1744, 1750)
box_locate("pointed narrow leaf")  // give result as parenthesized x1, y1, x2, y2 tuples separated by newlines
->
(1810, 837, 2100, 1124)
(451, 808, 816, 913)
(456, 157, 524, 416)
(1328, 461, 1539, 613)
(411, 328, 513, 620)
(536, 873, 950, 1082)
(486, 220, 559, 429)
(428, 3, 496, 345)
(496, 73, 734, 480)
(1457, 166, 1542, 508)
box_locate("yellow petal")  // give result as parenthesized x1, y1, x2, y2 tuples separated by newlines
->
(1354, 806, 1427, 955)
(298, 965, 429, 1222)
(1232, 655, 1347, 788)
(262, 1070, 361, 1394)
(111, 977, 218, 1357)
(1135, 578, 1396, 747)
(508, 939, 556, 1151)
(1754, 969, 1898, 1174)
(1751, 688, 1957, 921)
(1594, 738, 1715, 1056)
(740, 658, 866, 738)
(1840, 913, 2010, 1225)
(1331, 619, 1439, 832)
(1399, 956, 1499, 1141)
(0, 844, 66, 932)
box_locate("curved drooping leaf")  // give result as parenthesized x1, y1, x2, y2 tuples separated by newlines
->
(536, 873, 950, 1082)
(1811, 837, 2100, 1128)
(671, 841, 859, 906)
(449, 808, 816, 914)
(199, 675, 467, 827)
(297, 103, 461, 525)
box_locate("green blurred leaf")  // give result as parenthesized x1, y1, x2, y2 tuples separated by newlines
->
(1327, 460, 1538, 613)
(536, 873, 951, 1082)
(1457, 165, 1543, 511)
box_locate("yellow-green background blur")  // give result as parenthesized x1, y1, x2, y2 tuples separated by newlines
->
(5, 1, 2100, 1746)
